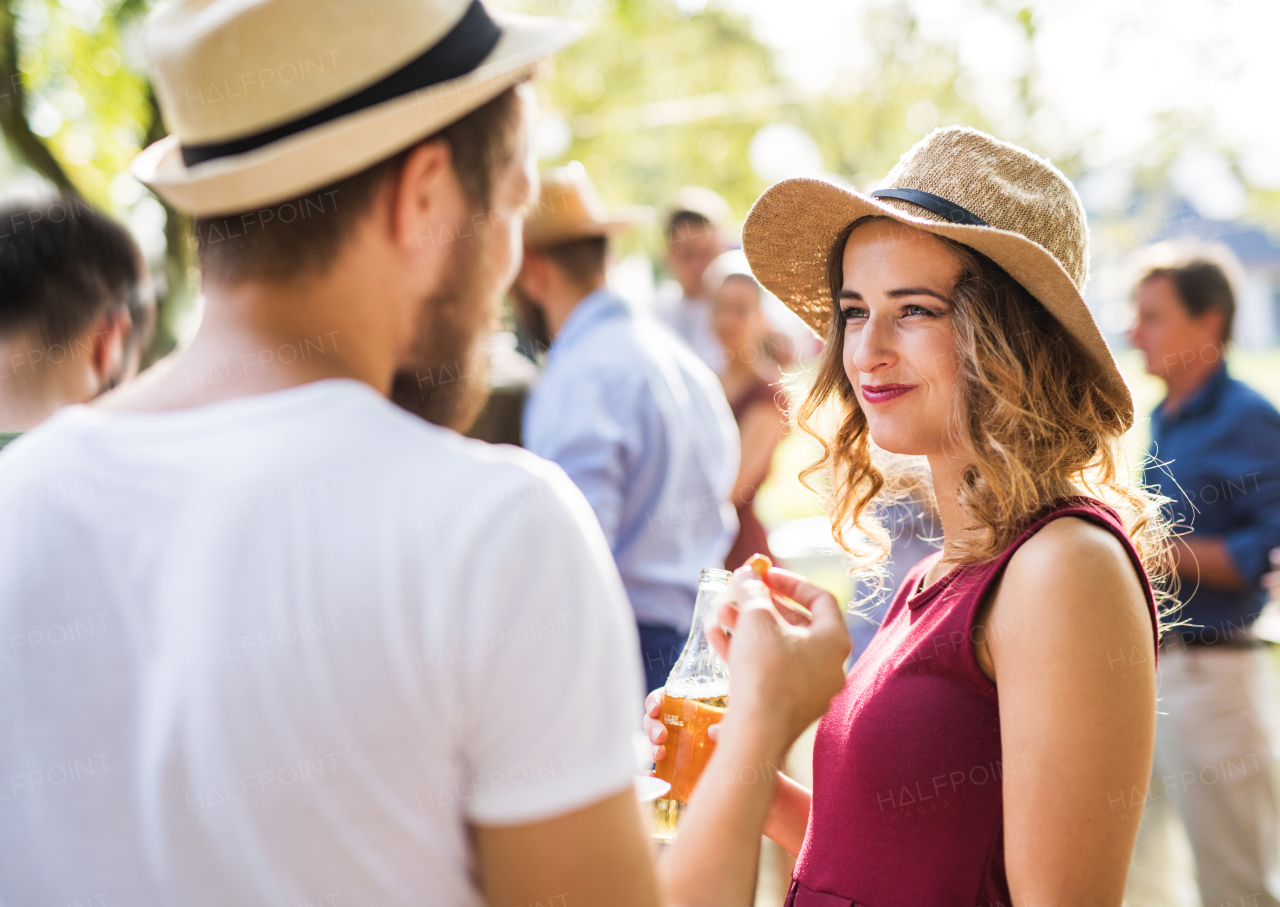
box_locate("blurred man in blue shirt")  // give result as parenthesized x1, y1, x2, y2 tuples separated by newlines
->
(515, 164, 740, 695)
(1127, 250, 1280, 907)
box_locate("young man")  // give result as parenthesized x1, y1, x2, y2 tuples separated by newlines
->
(1127, 251, 1280, 907)
(652, 186, 732, 372)
(0, 198, 154, 447)
(513, 164, 741, 695)
(0, 2, 850, 906)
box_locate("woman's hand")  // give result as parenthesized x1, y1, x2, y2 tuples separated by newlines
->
(707, 564, 850, 756)
(645, 564, 848, 765)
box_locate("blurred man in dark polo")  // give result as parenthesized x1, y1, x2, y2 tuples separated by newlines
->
(0, 198, 154, 451)
(1127, 247, 1280, 906)
(513, 164, 740, 695)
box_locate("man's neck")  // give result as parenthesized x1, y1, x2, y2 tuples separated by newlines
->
(547, 278, 607, 338)
(99, 259, 404, 414)
(0, 377, 61, 431)
(1161, 352, 1224, 416)
(0, 332, 95, 430)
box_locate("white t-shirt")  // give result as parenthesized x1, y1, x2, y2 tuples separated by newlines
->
(0, 379, 643, 905)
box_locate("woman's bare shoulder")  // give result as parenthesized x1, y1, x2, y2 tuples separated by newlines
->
(1015, 514, 1134, 569)
(992, 515, 1151, 656)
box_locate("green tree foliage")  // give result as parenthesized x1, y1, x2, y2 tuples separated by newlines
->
(4, 0, 152, 203)
(510, 0, 988, 259)
(516, 0, 780, 233)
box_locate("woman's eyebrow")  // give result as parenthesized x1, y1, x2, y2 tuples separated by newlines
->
(838, 287, 952, 302)
(886, 287, 951, 301)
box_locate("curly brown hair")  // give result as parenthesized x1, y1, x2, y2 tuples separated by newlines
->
(796, 217, 1171, 607)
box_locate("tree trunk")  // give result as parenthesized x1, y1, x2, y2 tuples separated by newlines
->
(0, 1, 80, 197)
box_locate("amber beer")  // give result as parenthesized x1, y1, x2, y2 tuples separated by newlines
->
(650, 568, 731, 842)
(651, 689, 728, 841)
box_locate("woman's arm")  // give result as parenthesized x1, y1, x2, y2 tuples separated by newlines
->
(983, 517, 1156, 906)
(763, 772, 812, 855)
(731, 399, 787, 507)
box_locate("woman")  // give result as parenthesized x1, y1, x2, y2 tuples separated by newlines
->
(707, 254, 790, 570)
(646, 127, 1170, 905)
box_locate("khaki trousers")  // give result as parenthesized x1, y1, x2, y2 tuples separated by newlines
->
(1127, 645, 1280, 907)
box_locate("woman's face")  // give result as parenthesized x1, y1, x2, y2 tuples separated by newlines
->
(839, 220, 963, 458)
(712, 276, 766, 361)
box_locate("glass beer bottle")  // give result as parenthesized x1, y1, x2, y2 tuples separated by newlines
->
(651, 567, 731, 842)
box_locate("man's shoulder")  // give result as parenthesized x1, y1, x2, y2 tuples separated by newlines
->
(0, 383, 584, 529)
(536, 312, 652, 395)
(1221, 375, 1280, 425)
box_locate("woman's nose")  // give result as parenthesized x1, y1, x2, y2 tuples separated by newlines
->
(848, 316, 896, 375)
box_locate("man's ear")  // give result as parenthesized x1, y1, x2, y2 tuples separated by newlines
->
(89, 307, 131, 387)
(1200, 308, 1228, 345)
(388, 139, 457, 255)
(519, 249, 549, 297)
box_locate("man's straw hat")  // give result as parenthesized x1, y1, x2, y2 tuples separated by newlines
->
(132, 0, 582, 216)
(523, 161, 649, 249)
(742, 126, 1133, 427)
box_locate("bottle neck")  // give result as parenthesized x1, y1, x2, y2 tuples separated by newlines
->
(666, 576, 730, 693)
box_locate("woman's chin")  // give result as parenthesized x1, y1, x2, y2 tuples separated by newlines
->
(865, 425, 932, 458)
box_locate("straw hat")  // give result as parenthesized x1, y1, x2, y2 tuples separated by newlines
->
(131, 0, 582, 216)
(742, 126, 1133, 427)
(522, 161, 650, 249)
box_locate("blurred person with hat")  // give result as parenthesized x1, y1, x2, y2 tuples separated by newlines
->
(1126, 247, 1280, 907)
(515, 163, 742, 697)
(652, 186, 734, 372)
(0, 3, 851, 906)
(645, 126, 1172, 904)
(0, 198, 154, 449)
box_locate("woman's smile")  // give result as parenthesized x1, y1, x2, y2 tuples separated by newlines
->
(859, 382, 917, 404)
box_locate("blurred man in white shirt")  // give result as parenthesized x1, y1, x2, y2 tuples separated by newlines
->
(652, 186, 732, 373)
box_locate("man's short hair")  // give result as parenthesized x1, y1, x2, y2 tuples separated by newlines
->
(1141, 258, 1236, 342)
(539, 235, 607, 291)
(195, 86, 525, 284)
(667, 209, 711, 242)
(0, 198, 147, 349)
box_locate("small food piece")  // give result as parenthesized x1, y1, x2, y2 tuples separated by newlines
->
(743, 553, 814, 622)
(747, 553, 772, 576)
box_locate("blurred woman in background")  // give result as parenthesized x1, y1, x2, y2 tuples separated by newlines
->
(708, 256, 789, 570)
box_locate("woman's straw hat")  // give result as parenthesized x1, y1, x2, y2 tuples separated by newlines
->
(522, 162, 650, 249)
(132, 0, 582, 216)
(742, 126, 1133, 427)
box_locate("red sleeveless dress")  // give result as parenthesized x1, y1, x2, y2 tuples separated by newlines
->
(786, 498, 1158, 907)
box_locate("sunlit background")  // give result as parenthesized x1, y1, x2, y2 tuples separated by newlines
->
(4, 0, 1278, 354)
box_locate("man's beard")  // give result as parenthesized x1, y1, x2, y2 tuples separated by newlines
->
(390, 239, 495, 433)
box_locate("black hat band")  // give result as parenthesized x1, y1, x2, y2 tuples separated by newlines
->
(181, 0, 503, 167)
(870, 188, 988, 227)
